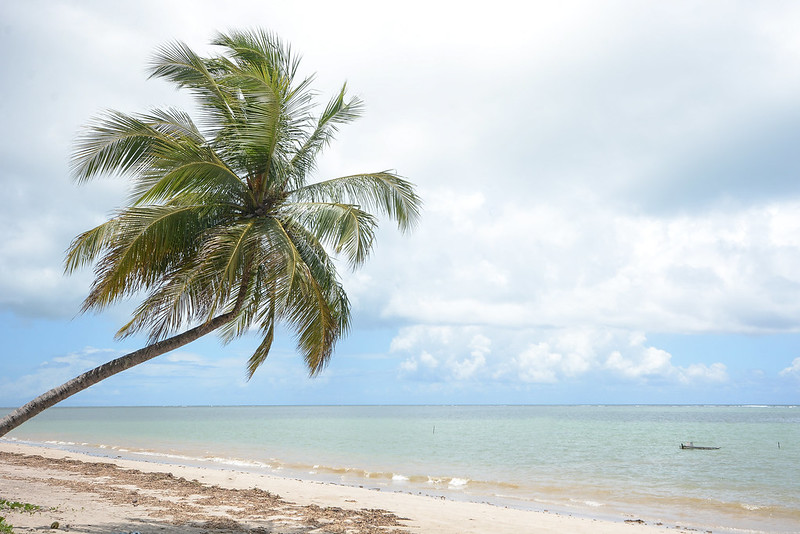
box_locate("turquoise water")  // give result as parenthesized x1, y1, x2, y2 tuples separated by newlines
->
(3, 405, 799, 532)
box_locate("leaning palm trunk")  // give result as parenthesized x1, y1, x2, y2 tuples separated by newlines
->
(0, 29, 420, 437)
(0, 312, 230, 436)
(1, 266, 254, 437)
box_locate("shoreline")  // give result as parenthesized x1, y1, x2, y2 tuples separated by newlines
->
(2, 405, 796, 533)
(0, 441, 686, 534)
(1, 436, 620, 521)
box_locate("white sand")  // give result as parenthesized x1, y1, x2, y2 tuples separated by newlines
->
(0, 442, 684, 533)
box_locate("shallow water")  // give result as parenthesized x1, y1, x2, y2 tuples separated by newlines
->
(3, 405, 799, 532)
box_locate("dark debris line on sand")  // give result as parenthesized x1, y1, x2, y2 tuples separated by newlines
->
(0, 451, 410, 534)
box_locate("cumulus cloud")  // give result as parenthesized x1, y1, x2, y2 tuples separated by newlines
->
(392, 326, 728, 387)
(605, 347, 674, 380)
(779, 357, 800, 377)
(399, 350, 439, 375)
(509, 330, 728, 385)
(682, 363, 728, 383)
(371, 197, 800, 335)
(604, 348, 727, 384)
(451, 335, 490, 380)
(395, 327, 491, 382)
(511, 343, 563, 384)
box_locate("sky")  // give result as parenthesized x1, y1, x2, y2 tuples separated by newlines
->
(1, 0, 800, 407)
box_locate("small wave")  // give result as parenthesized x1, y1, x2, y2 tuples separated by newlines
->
(206, 457, 272, 469)
(448, 477, 469, 488)
(570, 498, 604, 508)
(116, 449, 274, 471)
(392, 473, 409, 482)
(131, 450, 204, 462)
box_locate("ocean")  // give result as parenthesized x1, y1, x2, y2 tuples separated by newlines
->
(2, 405, 798, 533)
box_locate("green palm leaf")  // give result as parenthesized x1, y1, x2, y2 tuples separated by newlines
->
(76, 204, 210, 311)
(293, 172, 421, 233)
(281, 202, 376, 268)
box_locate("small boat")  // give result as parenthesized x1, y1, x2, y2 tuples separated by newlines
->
(680, 442, 720, 450)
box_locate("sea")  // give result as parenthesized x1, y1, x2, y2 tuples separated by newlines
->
(2, 405, 798, 533)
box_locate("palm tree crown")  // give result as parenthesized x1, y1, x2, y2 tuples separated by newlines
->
(66, 29, 421, 377)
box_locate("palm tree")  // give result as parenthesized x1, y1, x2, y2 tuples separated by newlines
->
(0, 29, 420, 437)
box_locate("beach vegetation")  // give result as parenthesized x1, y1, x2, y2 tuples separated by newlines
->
(0, 500, 40, 534)
(0, 29, 420, 436)
(0, 500, 40, 514)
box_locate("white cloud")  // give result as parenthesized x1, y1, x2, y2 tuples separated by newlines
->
(395, 327, 491, 382)
(451, 335, 491, 380)
(392, 326, 727, 387)
(512, 343, 562, 384)
(398, 350, 440, 382)
(374, 199, 800, 335)
(391, 326, 455, 353)
(779, 357, 800, 377)
(450, 352, 486, 381)
(398, 358, 417, 374)
(683, 363, 728, 383)
(605, 347, 673, 379)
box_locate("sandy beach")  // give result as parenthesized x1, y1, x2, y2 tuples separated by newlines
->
(0, 442, 699, 534)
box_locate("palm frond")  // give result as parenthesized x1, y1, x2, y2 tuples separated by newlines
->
(72, 107, 249, 207)
(282, 260, 339, 376)
(71, 111, 162, 181)
(283, 221, 350, 334)
(287, 83, 364, 189)
(64, 218, 121, 274)
(245, 314, 275, 379)
(148, 40, 237, 128)
(281, 202, 377, 268)
(115, 256, 211, 341)
(80, 205, 209, 311)
(212, 71, 284, 177)
(118, 219, 260, 342)
(292, 172, 421, 233)
(193, 220, 259, 318)
(212, 29, 300, 82)
(216, 260, 267, 344)
(133, 156, 250, 207)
